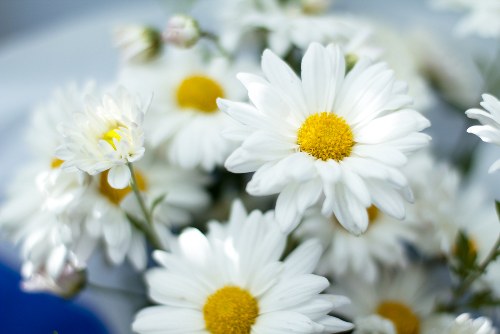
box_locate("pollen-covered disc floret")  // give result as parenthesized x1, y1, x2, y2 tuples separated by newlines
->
(297, 112, 354, 161)
(132, 200, 353, 334)
(56, 87, 149, 189)
(220, 42, 430, 235)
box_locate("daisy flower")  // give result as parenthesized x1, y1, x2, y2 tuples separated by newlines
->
(466, 94, 500, 173)
(119, 48, 248, 171)
(82, 155, 210, 270)
(333, 266, 437, 334)
(296, 205, 417, 282)
(432, 0, 500, 38)
(56, 87, 149, 189)
(220, 42, 430, 235)
(132, 200, 353, 334)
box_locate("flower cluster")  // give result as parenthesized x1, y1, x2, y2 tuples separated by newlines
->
(1, 0, 500, 333)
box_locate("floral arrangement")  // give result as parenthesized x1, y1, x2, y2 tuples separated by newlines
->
(2, 0, 500, 333)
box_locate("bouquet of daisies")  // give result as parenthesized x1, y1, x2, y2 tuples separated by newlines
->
(1, 0, 500, 333)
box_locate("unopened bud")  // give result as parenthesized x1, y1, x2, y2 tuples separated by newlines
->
(114, 25, 162, 63)
(301, 0, 332, 14)
(21, 260, 87, 299)
(163, 15, 201, 48)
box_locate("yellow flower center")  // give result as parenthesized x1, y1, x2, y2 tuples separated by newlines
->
(176, 75, 225, 113)
(203, 286, 259, 334)
(376, 300, 420, 334)
(367, 205, 380, 225)
(297, 112, 354, 161)
(102, 128, 122, 150)
(98, 169, 147, 205)
(50, 158, 64, 169)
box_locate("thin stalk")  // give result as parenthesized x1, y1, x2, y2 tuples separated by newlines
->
(201, 31, 231, 58)
(126, 162, 164, 250)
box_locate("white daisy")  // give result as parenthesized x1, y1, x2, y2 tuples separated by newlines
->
(82, 155, 210, 270)
(119, 48, 248, 171)
(56, 87, 149, 189)
(402, 151, 463, 256)
(466, 94, 500, 173)
(132, 200, 353, 334)
(432, 0, 500, 38)
(202, 0, 379, 58)
(333, 266, 437, 334)
(296, 205, 417, 282)
(0, 164, 94, 294)
(220, 42, 430, 235)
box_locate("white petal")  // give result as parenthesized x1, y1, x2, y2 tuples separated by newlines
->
(107, 164, 131, 189)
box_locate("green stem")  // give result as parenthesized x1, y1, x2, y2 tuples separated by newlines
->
(454, 232, 500, 298)
(201, 31, 231, 58)
(126, 162, 164, 250)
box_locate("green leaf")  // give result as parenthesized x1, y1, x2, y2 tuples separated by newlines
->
(150, 194, 166, 214)
(452, 230, 479, 279)
(495, 200, 500, 221)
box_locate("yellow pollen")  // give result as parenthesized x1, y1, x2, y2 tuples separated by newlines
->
(203, 286, 259, 334)
(376, 300, 420, 334)
(98, 169, 147, 205)
(50, 158, 64, 169)
(176, 75, 225, 113)
(297, 112, 354, 161)
(367, 205, 380, 225)
(102, 127, 123, 150)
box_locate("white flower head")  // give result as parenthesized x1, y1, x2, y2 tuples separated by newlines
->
(466, 94, 500, 173)
(133, 200, 353, 334)
(57, 87, 150, 189)
(333, 266, 437, 334)
(296, 205, 417, 283)
(220, 42, 430, 235)
(119, 47, 251, 171)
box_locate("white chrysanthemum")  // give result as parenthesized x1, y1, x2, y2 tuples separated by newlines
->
(119, 48, 247, 171)
(132, 200, 353, 334)
(296, 205, 417, 282)
(56, 87, 149, 189)
(466, 94, 500, 173)
(0, 165, 93, 290)
(220, 42, 430, 235)
(432, 0, 500, 38)
(82, 156, 210, 270)
(423, 314, 498, 334)
(203, 0, 380, 58)
(402, 151, 463, 256)
(333, 266, 437, 334)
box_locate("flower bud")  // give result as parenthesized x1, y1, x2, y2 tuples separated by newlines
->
(21, 258, 87, 299)
(114, 25, 162, 63)
(163, 15, 201, 48)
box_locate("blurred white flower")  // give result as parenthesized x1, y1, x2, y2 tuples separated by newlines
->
(162, 15, 201, 48)
(296, 205, 417, 282)
(220, 43, 430, 235)
(432, 0, 500, 38)
(21, 251, 86, 299)
(354, 314, 396, 334)
(132, 200, 353, 334)
(57, 87, 149, 189)
(423, 313, 498, 334)
(466, 94, 500, 173)
(333, 266, 437, 334)
(119, 47, 250, 171)
(114, 25, 162, 62)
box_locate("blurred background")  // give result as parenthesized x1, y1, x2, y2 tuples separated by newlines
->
(0, 0, 498, 333)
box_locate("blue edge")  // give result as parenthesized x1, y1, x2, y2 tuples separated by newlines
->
(0, 261, 110, 334)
